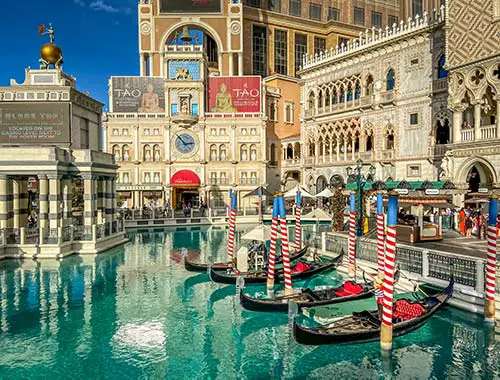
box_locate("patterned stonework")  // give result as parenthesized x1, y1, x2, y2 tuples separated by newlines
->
(447, 0, 500, 69)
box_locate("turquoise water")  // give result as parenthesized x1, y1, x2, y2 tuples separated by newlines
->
(0, 226, 498, 379)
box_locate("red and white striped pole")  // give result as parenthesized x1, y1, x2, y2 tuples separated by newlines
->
(279, 195, 293, 295)
(295, 191, 302, 250)
(227, 192, 237, 262)
(348, 193, 357, 278)
(376, 192, 386, 279)
(381, 191, 399, 352)
(266, 196, 280, 289)
(484, 194, 498, 323)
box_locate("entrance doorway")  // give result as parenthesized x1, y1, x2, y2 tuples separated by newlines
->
(173, 187, 199, 208)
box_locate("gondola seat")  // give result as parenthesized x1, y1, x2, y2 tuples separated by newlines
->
(334, 281, 363, 297)
(393, 299, 426, 321)
(292, 262, 311, 273)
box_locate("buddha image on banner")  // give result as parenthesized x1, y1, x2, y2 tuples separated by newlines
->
(112, 77, 165, 113)
(208, 76, 261, 113)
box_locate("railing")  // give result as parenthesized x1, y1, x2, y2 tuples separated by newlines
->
(433, 144, 449, 157)
(304, 157, 315, 166)
(283, 158, 301, 167)
(43, 228, 59, 245)
(209, 178, 229, 185)
(73, 225, 93, 241)
(240, 178, 258, 185)
(379, 150, 394, 160)
(5, 228, 20, 245)
(359, 151, 374, 161)
(62, 226, 72, 243)
(381, 90, 395, 101)
(432, 78, 447, 92)
(480, 124, 497, 140)
(461, 129, 474, 141)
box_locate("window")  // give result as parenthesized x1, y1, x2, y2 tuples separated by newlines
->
(314, 37, 326, 55)
(171, 103, 178, 115)
(386, 69, 395, 90)
(252, 25, 267, 76)
(371, 11, 382, 28)
(437, 55, 448, 79)
(412, 0, 423, 18)
(210, 145, 218, 161)
(410, 113, 419, 125)
(122, 128, 128, 135)
(407, 165, 421, 177)
(80, 118, 89, 149)
(410, 58, 419, 67)
(388, 15, 398, 27)
(143, 145, 152, 161)
(153, 145, 161, 161)
(354, 7, 365, 25)
(338, 37, 349, 47)
(268, 99, 277, 121)
(294, 33, 307, 75)
(328, 7, 339, 21)
(274, 29, 287, 75)
(284, 102, 294, 123)
(386, 133, 394, 150)
(247, 0, 260, 7)
(153, 172, 160, 183)
(122, 145, 130, 161)
(270, 143, 276, 163)
(309, 3, 321, 21)
(268, 0, 280, 12)
(112, 128, 119, 135)
(219, 145, 227, 161)
(289, 0, 301, 17)
(250, 145, 257, 161)
(240, 145, 249, 161)
(112, 145, 121, 161)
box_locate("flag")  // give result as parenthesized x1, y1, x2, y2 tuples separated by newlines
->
(38, 24, 45, 35)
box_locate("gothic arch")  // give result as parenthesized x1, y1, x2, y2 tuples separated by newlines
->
(456, 156, 498, 184)
(160, 21, 224, 55)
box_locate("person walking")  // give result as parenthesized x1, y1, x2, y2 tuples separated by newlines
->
(458, 208, 466, 236)
(465, 215, 473, 237)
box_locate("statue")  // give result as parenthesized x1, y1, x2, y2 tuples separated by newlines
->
(38, 23, 63, 69)
(180, 98, 189, 114)
(138, 83, 165, 113)
(174, 67, 192, 80)
(211, 83, 237, 113)
(440, 151, 453, 179)
(154, 150, 161, 161)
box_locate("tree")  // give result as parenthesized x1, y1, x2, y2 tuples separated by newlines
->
(331, 187, 345, 232)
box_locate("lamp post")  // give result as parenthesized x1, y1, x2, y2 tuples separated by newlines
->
(346, 159, 376, 236)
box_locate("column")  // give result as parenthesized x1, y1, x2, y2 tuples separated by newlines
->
(164, 125, 170, 162)
(343, 140, 347, 161)
(329, 141, 333, 162)
(48, 175, 61, 231)
(133, 125, 139, 161)
(111, 178, 117, 223)
(336, 140, 340, 161)
(105, 178, 113, 225)
(496, 96, 500, 139)
(61, 177, 72, 227)
(19, 179, 28, 229)
(452, 108, 463, 143)
(351, 139, 355, 160)
(474, 101, 482, 140)
(315, 142, 320, 164)
(238, 53, 243, 76)
(83, 175, 96, 229)
(229, 53, 234, 76)
(0, 175, 8, 230)
(231, 124, 237, 161)
(96, 178, 105, 225)
(139, 53, 145, 76)
(38, 175, 49, 229)
(12, 179, 20, 229)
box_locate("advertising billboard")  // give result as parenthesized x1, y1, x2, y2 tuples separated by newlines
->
(0, 103, 70, 144)
(111, 77, 166, 113)
(208, 76, 261, 113)
(160, 0, 221, 13)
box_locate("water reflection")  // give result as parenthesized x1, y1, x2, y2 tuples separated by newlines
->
(0, 226, 497, 379)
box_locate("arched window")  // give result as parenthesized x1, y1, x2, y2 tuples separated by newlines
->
(366, 134, 373, 151)
(354, 83, 361, 100)
(270, 143, 276, 163)
(339, 86, 345, 103)
(365, 75, 374, 96)
(143, 145, 152, 161)
(308, 143, 315, 156)
(436, 120, 450, 144)
(219, 144, 227, 161)
(437, 55, 448, 79)
(210, 144, 218, 161)
(386, 69, 395, 90)
(153, 144, 161, 161)
(332, 88, 338, 104)
(317, 90, 323, 108)
(286, 144, 293, 159)
(308, 92, 315, 109)
(386, 132, 394, 150)
(240, 144, 248, 161)
(250, 144, 257, 161)
(294, 142, 301, 158)
(122, 145, 130, 161)
(325, 89, 331, 107)
(347, 85, 353, 101)
(285, 104, 292, 123)
(112, 144, 121, 161)
(269, 100, 276, 121)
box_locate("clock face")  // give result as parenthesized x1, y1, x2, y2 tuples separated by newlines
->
(175, 133, 196, 155)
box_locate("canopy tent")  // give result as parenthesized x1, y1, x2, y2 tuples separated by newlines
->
(303, 208, 332, 219)
(315, 188, 333, 198)
(464, 198, 490, 204)
(241, 224, 272, 242)
(283, 185, 315, 198)
(346, 180, 456, 191)
(242, 186, 273, 198)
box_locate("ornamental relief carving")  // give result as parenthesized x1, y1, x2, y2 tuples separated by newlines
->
(448, 62, 500, 106)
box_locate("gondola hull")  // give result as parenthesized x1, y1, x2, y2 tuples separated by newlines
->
(184, 246, 309, 272)
(210, 254, 342, 285)
(240, 283, 373, 312)
(293, 278, 454, 345)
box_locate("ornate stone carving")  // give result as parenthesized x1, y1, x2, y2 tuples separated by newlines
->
(229, 21, 241, 35)
(140, 21, 151, 35)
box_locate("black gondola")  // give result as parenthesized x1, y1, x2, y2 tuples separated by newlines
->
(209, 253, 343, 285)
(184, 245, 309, 272)
(293, 277, 454, 345)
(240, 280, 374, 312)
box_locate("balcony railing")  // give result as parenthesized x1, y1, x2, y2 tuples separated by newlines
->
(209, 178, 229, 185)
(461, 129, 474, 142)
(480, 124, 497, 140)
(379, 150, 394, 160)
(240, 177, 258, 185)
(283, 158, 301, 167)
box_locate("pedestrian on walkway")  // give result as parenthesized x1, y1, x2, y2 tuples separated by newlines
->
(458, 208, 466, 236)
(465, 215, 473, 237)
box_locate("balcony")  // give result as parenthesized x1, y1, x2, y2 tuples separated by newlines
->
(171, 112, 198, 127)
(209, 178, 229, 185)
(379, 150, 394, 160)
(240, 177, 258, 185)
(480, 124, 497, 140)
(283, 158, 301, 167)
(460, 129, 474, 142)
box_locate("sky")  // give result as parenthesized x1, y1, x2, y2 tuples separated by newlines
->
(0, 0, 139, 110)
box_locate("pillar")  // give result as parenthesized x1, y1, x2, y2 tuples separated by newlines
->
(105, 178, 113, 225)
(343, 140, 347, 161)
(48, 175, 61, 230)
(38, 175, 49, 229)
(484, 195, 497, 322)
(83, 175, 96, 228)
(61, 177, 72, 227)
(133, 125, 139, 161)
(164, 125, 170, 161)
(496, 96, 500, 139)
(336, 140, 340, 161)
(96, 178, 105, 225)
(231, 124, 237, 161)
(348, 193, 356, 278)
(329, 141, 333, 162)
(351, 139, 355, 160)
(229, 53, 234, 76)
(13, 179, 20, 229)
(452, 109, 463, 143)
(0, 175, 8, 230)
(19, 179, 28, 228)
(238, 53, 243, 76)
(474, 101, 482, 140)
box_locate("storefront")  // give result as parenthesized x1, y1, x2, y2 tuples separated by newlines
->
(170, 170, 201, 208)
(116, 185, 165, 208)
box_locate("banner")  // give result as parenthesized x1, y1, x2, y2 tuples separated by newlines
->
(160, 0, 221, 13)
(208, 76, 261, 113)
(111, 77, 165, 113)
(0, 103, 70, 144)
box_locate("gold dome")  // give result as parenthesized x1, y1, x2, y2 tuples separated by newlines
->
(41, 43, 62, 65)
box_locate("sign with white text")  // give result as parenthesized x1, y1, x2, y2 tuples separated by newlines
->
(208, 76, 261, 113)
(111, 77, 165, 113)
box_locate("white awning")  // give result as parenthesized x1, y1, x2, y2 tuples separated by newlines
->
(283, 185, 315, 198)
(315, 188, 333, 198)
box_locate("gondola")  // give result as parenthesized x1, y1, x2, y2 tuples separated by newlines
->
(240, 279, 374, 312)
(184, 245, 309, 272)
(293, 277, 454, 345)
(209, 253, 343, 285)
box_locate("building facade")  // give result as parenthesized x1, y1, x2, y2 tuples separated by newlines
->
(443, 0, 500, 204)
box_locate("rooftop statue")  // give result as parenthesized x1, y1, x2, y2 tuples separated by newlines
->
(38, 23, 63, 69)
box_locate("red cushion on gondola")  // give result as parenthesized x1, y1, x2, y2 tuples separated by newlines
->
(334, 290, 351, 297)
(393, 299, 426, 321)
(292, 262, 311, 273)
(343, 281, 363, 295)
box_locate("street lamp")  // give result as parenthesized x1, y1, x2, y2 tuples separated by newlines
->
(346, 159, 376, 236)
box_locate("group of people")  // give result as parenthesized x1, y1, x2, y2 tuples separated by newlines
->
(247, 240, 269, 267)
(458, 208, 500, 238)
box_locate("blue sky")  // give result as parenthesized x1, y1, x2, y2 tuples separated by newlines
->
(0, 0, 139, 110)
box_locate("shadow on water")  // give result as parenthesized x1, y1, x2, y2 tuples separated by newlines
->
(177, 273, 209, 302)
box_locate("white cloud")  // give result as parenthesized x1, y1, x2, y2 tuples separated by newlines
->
(89, 0, 119, 13)
(74, 0, 85, 5)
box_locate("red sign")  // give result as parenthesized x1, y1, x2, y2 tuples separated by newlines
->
(171, 170, 201, 186)
(208, 76, 261, 113)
